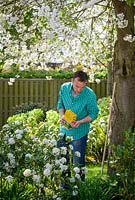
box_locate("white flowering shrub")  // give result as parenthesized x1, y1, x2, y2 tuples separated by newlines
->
(0, 109, 88, 199)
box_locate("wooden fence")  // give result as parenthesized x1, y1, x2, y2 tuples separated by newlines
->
(0, 79, 107, 129)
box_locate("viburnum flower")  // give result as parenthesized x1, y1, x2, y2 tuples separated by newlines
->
(15, 129, 23, 134)
(25, 154, 32, 159)
(16, 133, 22, 139)
(5, 175, 14, 183)
(75, 151, 81, 158)
(45, 163, 53, 170)
(69, 144, 74, 150)
(7, 153, 14, 159)
(59, 157, 67, 164)
(73, 167, 80, 174)
(23, 169, 31, 177)
(60, 146, 67, 155)
(2, 124, 10, 130)
(33, 175, 41, 183)
(43, 168, 51, 176)
(8, 138, 15, 145)
(75, 173, 81, 180)
(72, 190, 78, 196)
(66, 136, 73, 142)
(49, 139, 57, 147)
(69, 177, 75, 183)
(42, 139, 49, 145)
(81, 167, 88, 174)
(52, 147, 60, 156)
(60, 164, 68, 172)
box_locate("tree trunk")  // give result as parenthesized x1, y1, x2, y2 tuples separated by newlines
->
(108, 1, 135, 172)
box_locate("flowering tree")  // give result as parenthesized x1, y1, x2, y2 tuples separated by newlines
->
(0, 0, 114, 69)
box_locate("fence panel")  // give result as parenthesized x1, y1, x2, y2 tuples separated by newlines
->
(0, 79, 107, 129)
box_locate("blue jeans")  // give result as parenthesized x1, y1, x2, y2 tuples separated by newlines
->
(57, 134, 88, 181)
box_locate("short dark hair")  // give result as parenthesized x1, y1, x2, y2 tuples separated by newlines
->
(73, 70, 88, 82)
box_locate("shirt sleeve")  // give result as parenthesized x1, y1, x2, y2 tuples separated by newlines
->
(57, 85, 65, 111)
(87, 92, 99, 121)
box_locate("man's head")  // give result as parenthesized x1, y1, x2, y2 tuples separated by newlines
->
(72, 71, 88, 95)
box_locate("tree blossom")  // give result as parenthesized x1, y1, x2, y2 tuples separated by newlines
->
(95, 78, 101, 84)
(116, 13, 128, 28)
(123, 34, 135, 43)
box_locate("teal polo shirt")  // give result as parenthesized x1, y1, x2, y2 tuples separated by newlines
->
(57, 82, 99, 140)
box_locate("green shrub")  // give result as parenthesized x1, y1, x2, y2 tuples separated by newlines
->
(0, 66, 107, 80)
(109, 130, 135, 200)
(1, 106, 134, 199)
(12, 103, 48, 117)
(86, 97, 111, 162)
(0, 69, 73, 79)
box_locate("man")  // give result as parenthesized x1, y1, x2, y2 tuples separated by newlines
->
(57, 70, 99, 182)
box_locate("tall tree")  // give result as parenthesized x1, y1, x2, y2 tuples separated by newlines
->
(109, 0, 135, 146)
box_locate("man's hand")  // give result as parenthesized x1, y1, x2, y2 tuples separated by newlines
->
(70, 121, 81, 128)
(60, 115, 66, 125)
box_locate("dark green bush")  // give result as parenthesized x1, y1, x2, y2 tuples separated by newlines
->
(0, 69, 73, 79)
(109, 130, 135, 200)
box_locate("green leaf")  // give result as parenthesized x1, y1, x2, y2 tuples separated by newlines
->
(126, 0, 134, 6)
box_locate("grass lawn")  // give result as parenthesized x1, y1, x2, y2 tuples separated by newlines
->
(86, 162, 107, 178)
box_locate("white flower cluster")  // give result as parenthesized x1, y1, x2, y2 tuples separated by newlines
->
(5, 175, 14, 183)
(7, 153, 16, 168)
(23, 169, 31, 177)
(43, 163, 52, 176)
(0, 0, 111, 70)
(116, 13, 128, 29)
(123, 34, 135, 43)
(73, 167, 81, 180)
(23, 169, 41, 184)
(75, 151, 81, 158)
